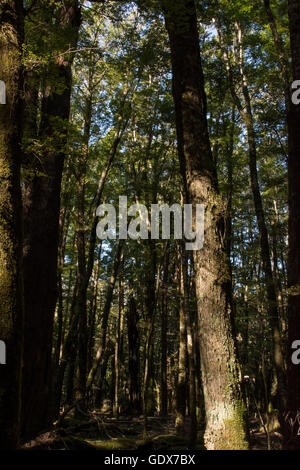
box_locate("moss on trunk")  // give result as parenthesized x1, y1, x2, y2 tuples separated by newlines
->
(0, 0, 24, 450)
(162, 0, 249, 449)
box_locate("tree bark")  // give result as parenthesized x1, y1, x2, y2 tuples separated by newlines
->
(21, 1, 81, 439)
(0, 0, 24, 450)
(162, 0, 248, 449)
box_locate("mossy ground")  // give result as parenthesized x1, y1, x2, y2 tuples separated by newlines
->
(22, 414, 204, 451)
(21, 413, 278, 450)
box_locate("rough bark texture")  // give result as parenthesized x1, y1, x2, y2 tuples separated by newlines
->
(0, 0, 24, 450)
(162, 0, 248, 449)
(285, 0, 300, 450)
(21, 1, 81, 439)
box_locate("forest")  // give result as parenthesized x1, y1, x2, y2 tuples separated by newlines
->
(0, 0, 299, 452)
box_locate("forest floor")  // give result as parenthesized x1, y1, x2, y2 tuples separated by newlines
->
(21, 413, 282, 451)
(249, 417, 282, 450)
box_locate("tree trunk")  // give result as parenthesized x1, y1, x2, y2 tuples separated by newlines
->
(162, 0, 248, 449)
(160, 249, 169, 417)
(113, 257, 124, 416)
(87, 241, 124, 393)
(0, 0, 24, 450)
(175, 247, 187, 435)
(88, 248, 102, 374)
(127, 296, 141, 415)
(182, 249, 197, 445)
(21, 1, 81, 439)
(236, 21, 286, 425)
(73, 88, 93, 413)
(218, 18, 287, 427)
(142, 241, 157, 430)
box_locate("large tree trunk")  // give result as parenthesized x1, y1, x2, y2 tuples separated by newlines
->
(162, 0, 248, 449)
(21, 1, 81, 439)
(0, 0, 24, 450)
(285, 0, 300, 450)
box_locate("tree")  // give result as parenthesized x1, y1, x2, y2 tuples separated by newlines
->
(217, 17, 286, 426)
(127, 296, 141, 414)
(162, 0, 248, 449)
(0, 0, 24, 450)
(21, 0, 81, 439)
